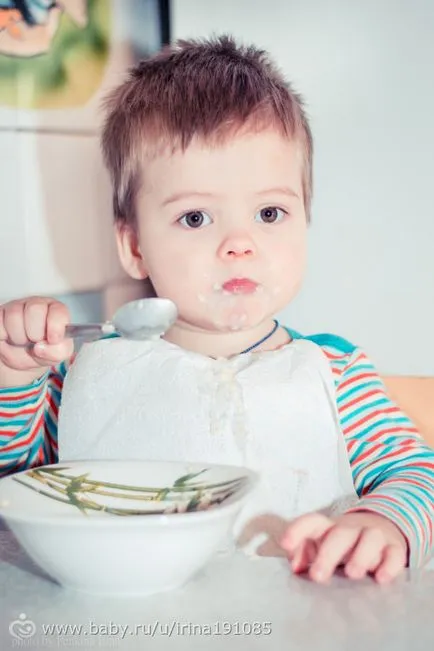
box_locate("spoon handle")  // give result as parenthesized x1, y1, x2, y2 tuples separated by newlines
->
(65, 323, 116, 339)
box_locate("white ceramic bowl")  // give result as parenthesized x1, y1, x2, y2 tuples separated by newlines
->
(0, 460, 257, 596)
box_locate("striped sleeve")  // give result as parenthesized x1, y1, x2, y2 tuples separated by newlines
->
(312, 333, 434, 568)
(0, 360, 71, 477)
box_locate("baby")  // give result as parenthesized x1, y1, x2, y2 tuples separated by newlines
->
(0, 36, 433, 584)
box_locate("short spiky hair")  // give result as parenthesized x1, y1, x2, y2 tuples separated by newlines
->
(101, 35, 313, 223)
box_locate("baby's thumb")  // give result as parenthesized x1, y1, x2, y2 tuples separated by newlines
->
(32, 339, 74, 365)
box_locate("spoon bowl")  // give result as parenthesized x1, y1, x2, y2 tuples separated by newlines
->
(112, 297, 177, 339)
(65, 298, 177, 342)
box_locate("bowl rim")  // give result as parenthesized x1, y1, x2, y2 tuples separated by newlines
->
(0, 459, 259, 526)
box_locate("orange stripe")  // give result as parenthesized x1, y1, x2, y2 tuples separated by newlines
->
(322, 349, 348, 362)
(0, 387, 42, 402)
(340, 388, 382, 412)
(339, 372, 378, 392)
(367, 427, 418, 443)
(380, 477, 432, 493)
(352, 496, 418, 534)
(50, 375, 64, 391)
(2, 411, 44, 452)
(344, 406, 402, 435)
(351, 441, 383, 463)
(46, 391, 59, 415)
(0, 406, 39, 418)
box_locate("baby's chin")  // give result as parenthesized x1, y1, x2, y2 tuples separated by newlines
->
(187, 291, 283, 332)
(210, 312, 251, 332)
(186, 309, 274, 334)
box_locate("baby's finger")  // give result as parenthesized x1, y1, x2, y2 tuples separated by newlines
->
(0, 308, 7, 341)
(280, 513, 333, 554)
(344, 528, 385, 580)
(46, 302, 70, 345)
(3, 302, 27, 345)
(23, 299, 49, 343)
(32, 339, 74, 364)
(309, 525, 361, 583)
(291, 539, 318, 574)
(374, 545, 407, 584)
(0, 341, 34, 371)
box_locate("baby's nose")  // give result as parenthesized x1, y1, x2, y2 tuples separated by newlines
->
(218, 233, 256, 259)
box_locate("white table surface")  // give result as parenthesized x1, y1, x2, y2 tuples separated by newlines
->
(1, 520, 433, 651)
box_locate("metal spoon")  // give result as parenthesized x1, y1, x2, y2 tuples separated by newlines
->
(65, 298, 177, 341)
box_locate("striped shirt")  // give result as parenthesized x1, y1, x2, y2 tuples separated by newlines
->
(0, 331, 433, 567)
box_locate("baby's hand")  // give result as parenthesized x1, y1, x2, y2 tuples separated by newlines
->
(280, 511, 407, 584)
(0, 297, 73, 387)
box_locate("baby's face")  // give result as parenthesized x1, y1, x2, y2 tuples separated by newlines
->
(121, 128, 307, 333)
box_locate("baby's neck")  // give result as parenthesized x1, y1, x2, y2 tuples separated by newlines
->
(163, 320, 291, 359)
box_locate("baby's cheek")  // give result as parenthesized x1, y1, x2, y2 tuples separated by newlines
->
(268, 251, 305, 298)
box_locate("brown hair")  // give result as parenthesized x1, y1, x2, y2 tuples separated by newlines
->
(101, 35, 313, 223)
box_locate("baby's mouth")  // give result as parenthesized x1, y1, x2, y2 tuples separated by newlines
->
(217, 278, 260, 295)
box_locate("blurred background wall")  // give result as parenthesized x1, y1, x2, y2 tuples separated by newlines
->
(0, 0, 169, 322)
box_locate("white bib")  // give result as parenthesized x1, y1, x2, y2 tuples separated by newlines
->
(58, 337, 358, 555)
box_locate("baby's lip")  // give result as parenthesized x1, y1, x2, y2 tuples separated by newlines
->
(221, 278, 259, 294)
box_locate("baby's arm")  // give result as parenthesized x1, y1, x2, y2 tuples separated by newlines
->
(280, 334, 433, 582)
(0, 297, 74, 477)
(0, 360, 71, 477)
(334, 346, 434, 567)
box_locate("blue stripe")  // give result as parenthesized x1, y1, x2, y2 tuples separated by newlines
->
(340, 398, 391, 424)
(354, 417, 412, 440)
(355, 451, 434, 487)
(382, 433, 415, 444)
(361, 497, 420, 536)
(0, 410, 39, 460)
(368, 483, 431, 513)
(340, 363, 377, 378)
(0, 421, 29, 434)
(0, 447, 27, 461)
(0, 373, 48, 396)
(282, 329, 357, 355)
(50, 386, 62, 403)
(0, 458, 27, 475)
(338, 380, 383, 404)
(45, 410, 57, 437)
(0, 397, 41, 409)
(304, 333, 357, 354)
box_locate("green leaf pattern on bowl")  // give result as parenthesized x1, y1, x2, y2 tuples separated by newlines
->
(12, 467, 247, 516)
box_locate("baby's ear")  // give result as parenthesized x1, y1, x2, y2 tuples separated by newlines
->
(115, 223, 148, 280)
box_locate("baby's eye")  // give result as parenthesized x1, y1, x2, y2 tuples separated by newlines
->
(178, 211, 212, 229)
(254, 207, 287, 224)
